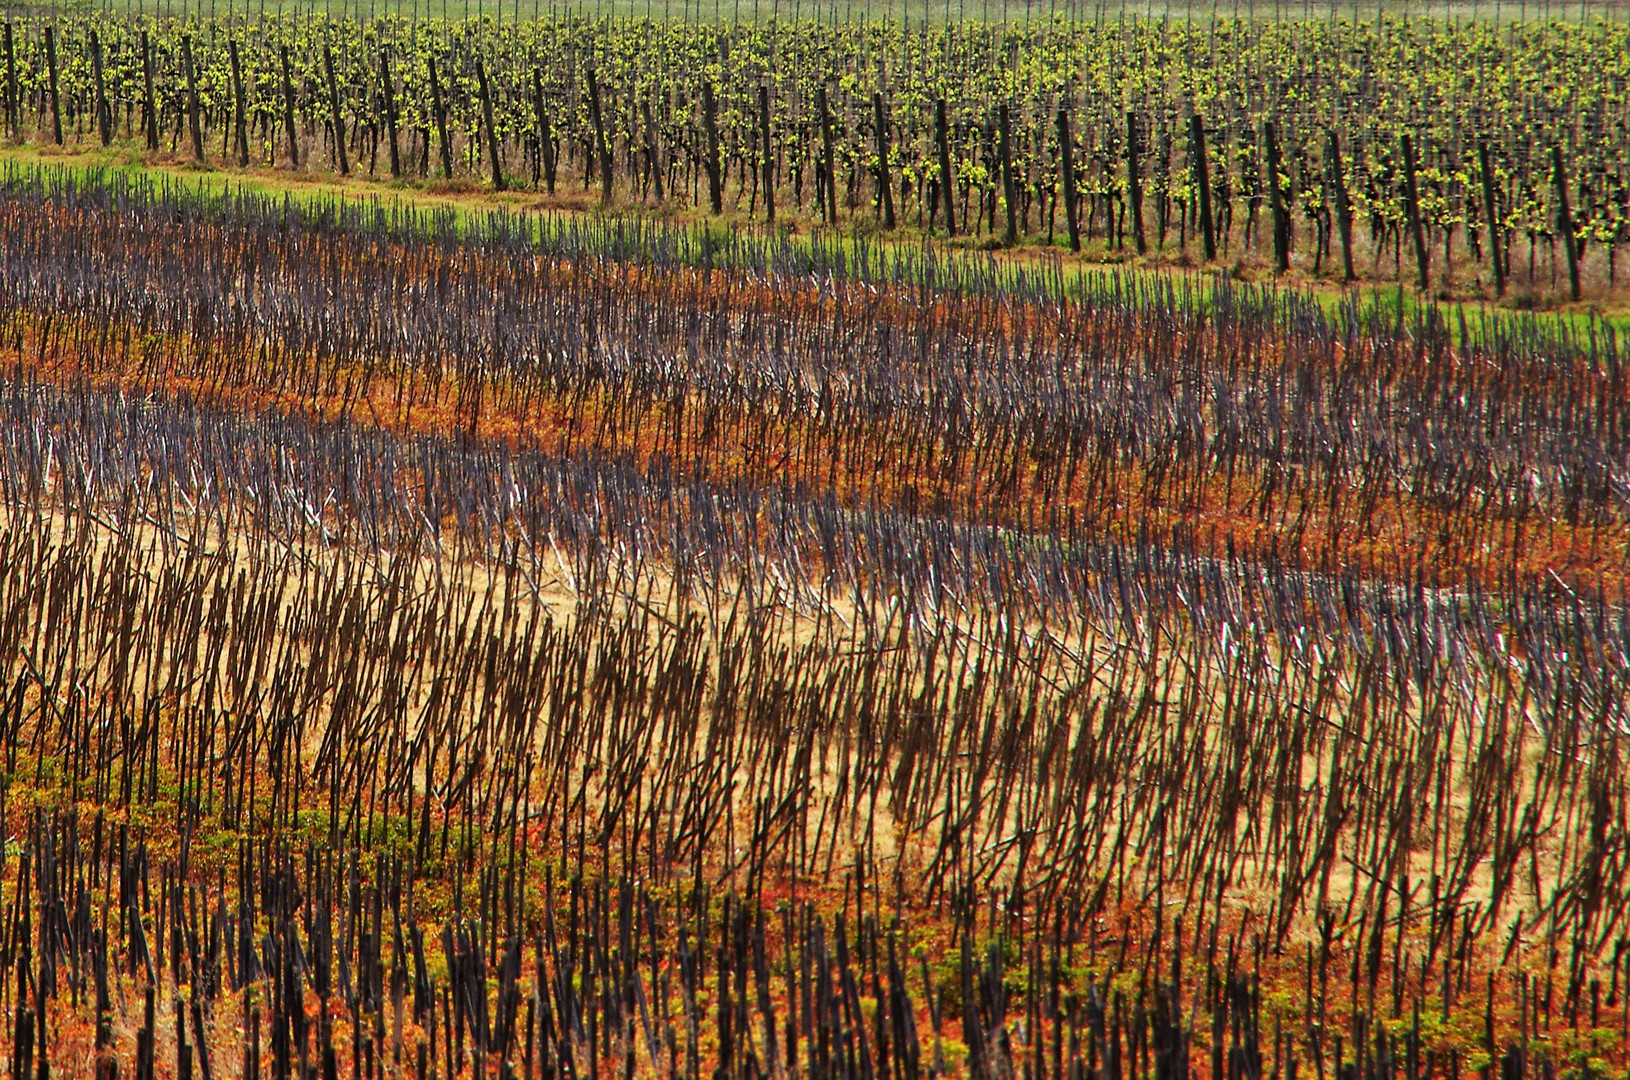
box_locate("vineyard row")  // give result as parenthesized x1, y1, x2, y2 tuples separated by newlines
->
(7, 14, 1630, 294)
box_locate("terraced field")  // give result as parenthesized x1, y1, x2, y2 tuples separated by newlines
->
(0, 9, 1625, 1080)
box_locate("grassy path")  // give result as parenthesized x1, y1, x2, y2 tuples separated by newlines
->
(11, 139, 1629, 339)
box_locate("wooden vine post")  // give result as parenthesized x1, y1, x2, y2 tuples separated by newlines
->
(1190, 112, 1216, 262)
(175, 995, 191, 1079)
(136, 987, 154, 1080)
(13, 998, 32, 1080)
(1126, 110, 1147, 255)
(934, 97, 956, 236)
(246, 1006, 259, 1080)
(1551, 146, 1581, 301)
(1399, 132, 1429, 290)
(999, 103, 1018, 245)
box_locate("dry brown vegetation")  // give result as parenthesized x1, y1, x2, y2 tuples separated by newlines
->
(0, 145, 1622, 1080)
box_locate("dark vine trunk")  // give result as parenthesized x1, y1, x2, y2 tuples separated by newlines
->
(229, 39, 250, 166)
(1551, 145, 1581, 302)
(182, 35, 205, 163)
(1399, 132, 1429, 290)
(873, 92, 894, 229)
(280, 45, 300, 169)
(43, 25, 61, 146)
(999, 103, 1018, 245)
(89, 30, 111, 146)
(380, 50, 401, 179)
(476, 58, 504, 191)
(427, 55, 453, 179)
(934, 98, 955, 236)
(758, 84, 774, 224)
(323, 43, 350, 175)
(702, 81, 722, 215)
(818, 85, 837, 224)
(1265, 121, 1291, 273)
(533, 69, 557, 195)
(3, 24, 15, 139)
(1478, 139, 1505, 296)
(643, 96, 664, 202)
(1126, 110, 1147, 255)
(1327, 129, 1356, 283)
(586, 67, 612, 206)
(1056, 106, 1080, 253)
(1190, 112, 1216, 262)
